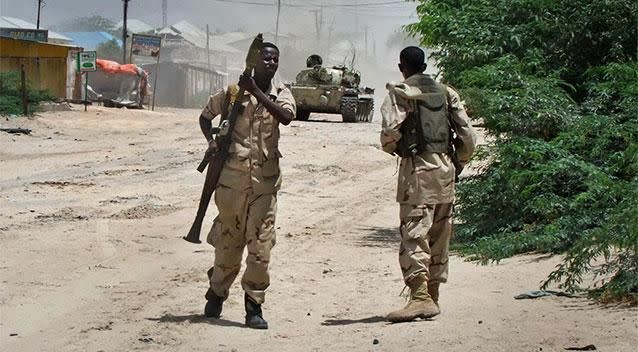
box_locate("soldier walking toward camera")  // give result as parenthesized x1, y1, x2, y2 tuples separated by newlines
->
(198, 42, 295, 329)
(380, 46, 477, 322)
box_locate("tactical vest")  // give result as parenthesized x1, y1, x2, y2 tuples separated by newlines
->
(397, 78, 450, 157)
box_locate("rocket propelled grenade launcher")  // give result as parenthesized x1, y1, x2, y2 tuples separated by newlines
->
(183, 33, 264, 244)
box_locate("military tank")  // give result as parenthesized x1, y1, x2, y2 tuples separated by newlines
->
(288, 55, 374, 123)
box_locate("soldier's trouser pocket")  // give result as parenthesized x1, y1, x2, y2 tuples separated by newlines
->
(206, 185, 249, 247)
(398, 203, 453, 284)
(207, 185, 251, 298)
(242, 192, 278, 304)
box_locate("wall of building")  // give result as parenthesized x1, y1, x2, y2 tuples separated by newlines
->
(142, 61, 226, 108)
(0, 37, 78, 98)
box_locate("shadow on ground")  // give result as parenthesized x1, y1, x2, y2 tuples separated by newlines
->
(355, 226, 399, 248)
(147, 313, 245, 328)
(322, 315, 386, 326)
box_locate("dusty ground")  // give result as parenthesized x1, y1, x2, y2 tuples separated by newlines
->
(1, 105, 636, 352)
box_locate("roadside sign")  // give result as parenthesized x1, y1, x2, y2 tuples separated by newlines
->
(77, 51, 97, 72)
(0, 28, 48, 42)
(131, 34, 161, 57)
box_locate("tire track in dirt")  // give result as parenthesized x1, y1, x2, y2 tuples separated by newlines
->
(5, 110, 636, 352)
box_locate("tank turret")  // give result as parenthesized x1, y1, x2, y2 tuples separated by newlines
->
(287, 55, 375, 122)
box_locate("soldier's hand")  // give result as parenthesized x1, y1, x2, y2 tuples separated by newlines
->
(238, 75, 258, 94)
(205, 138, 218, 159)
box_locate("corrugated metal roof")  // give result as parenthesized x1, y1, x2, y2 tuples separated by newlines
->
(115, 19, 155, 34)
(60, 31, 122, 51)
(221, 31, 296, 51)
(213, 32, 251, 46)
(169, 20, 207, 47)
(157, 27, 179, 35)
(0, 16, 72, 43)
(159, 21, 240, 53)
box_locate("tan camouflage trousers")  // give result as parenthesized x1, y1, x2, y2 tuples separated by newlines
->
(206, 185, 277, 304)
(398, 203, 453, 285)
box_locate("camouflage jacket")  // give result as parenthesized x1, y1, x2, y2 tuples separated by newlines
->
(201, 83, 296, 195)
(380, 73, 477, 206)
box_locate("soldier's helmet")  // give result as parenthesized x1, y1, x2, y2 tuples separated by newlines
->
(306, 54, 323, 68)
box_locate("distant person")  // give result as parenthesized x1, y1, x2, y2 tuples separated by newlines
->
(198, 42, 296, 329)
(380, 46, 477, 322)
(296, 54, 333, 83)
(306, 54, 323, 68)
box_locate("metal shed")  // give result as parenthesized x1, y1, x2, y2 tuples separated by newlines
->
(0, 36, 80, 99)
(141, 61, 226, 108)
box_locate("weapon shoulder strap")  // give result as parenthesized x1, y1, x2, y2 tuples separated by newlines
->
(219, 86, 233, 125)
(443, 84, 460, 131)
(219, 84, 239, 126)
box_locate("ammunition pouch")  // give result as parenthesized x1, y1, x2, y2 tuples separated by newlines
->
(396, 89, 450, 158)
(396, 112, 421, 158)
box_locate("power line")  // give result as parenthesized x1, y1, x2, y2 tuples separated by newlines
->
(314, 0, 410, 8)
(211, 0, 412, 9)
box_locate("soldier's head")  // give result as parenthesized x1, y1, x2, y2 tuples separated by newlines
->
(255, 42, 280, 81)
(306, 54, 323, 68)
(398, 46, 427, 79)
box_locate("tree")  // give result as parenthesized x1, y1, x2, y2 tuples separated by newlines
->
(385, 29, 419, 50)
(96, 39, 123, 61)
(54, 15, 116, 33)
(407, 0, 638, 303)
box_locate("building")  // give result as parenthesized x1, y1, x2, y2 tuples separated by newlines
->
(115, 19, 155, 35)
(141, 61, 226, 108)
(0, 36, 80, 99)
(0, 16, 72, 45)
(155, 20, 240, 70)
(60, 31, 122, 51)
(137, 21, 239, 108)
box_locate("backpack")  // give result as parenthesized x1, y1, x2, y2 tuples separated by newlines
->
(396, 83, 467, 181)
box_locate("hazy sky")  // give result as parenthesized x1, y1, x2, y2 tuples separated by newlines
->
(0, 0, 418, 39)
(1, 0, 420, 83)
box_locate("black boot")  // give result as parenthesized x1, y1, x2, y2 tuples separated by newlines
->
(244, 293, 268, 329)
(204, 289, 224, 318)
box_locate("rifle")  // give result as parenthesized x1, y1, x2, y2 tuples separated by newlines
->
(183, 33, 263, 244)
(448, 130, 464, 183)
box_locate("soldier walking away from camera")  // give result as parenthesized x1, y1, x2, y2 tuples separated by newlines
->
(380, 46, 477, 323)
(198, 42, 295, 329)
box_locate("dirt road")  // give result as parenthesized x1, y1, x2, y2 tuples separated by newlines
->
(1, 106, 636, 352)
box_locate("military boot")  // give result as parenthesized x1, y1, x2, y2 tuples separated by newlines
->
(204, 289, 224, 318)
(244, 293, 268, 329)
(428, 282, 440, 306)
(386, 275, 440, 323)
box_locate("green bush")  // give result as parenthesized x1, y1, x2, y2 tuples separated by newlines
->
(0, 71, 55, 116)
(409, 0, 638, 303)
(459, 56, 578, 140)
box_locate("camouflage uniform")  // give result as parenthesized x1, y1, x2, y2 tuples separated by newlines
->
(295, 66, 341, 85)
(200, 83, 295, 305)
(380, 73, 476, 287)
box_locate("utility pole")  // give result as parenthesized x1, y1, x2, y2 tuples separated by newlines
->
(310, 7, 323, 47)
(327, 16, 336, 50)
(275, 0, 281, 44)
(162, 0, 168, 28)
(206, 24, 212, 93)
(36, 0, 44, 29)
(122, 0, 130, 64)
(364, 25, 369, 57)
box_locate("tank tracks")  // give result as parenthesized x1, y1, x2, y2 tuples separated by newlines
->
(340, 96, 374, 123)
(356, 98, 374, 122)
(340, 96, 358, 122)
(296, 110, 311, 121)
